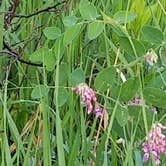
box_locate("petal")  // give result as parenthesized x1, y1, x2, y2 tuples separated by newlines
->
(87, 104, 93, 114)
(143, 153, 149, 162)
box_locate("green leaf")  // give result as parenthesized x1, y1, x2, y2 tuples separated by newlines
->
(79, 0, 99, 20)
(62, 15, 78, 27)
(0, 12, 4, 49)
(116, 105, 128, 127)
(141, 26, 164, 44)
(141, 4, 157, 29)
(111, 25, 127, 37)
(54, 87, 69, 107)
(29, 47, 49, 62)
(131, 0, 145, 14)
(94, 66, 116, 93)
(44, 49, 56, 71)
(87, 21, 104, 40)
(43, 26, 61, 40)
(68, 131, 80, 166)
(145, 70, 166, 88)
(63, 24, 82, 45)
(113, 10, 137, 24)
(68, 68, 85, 86)
(134, 150, 143, 166)
(29, 47, 56, 71)
(143, 87, 166, 108)
(160, 46, 166, 66)
(119, 37, 145, 57)
(0, 56, 8, 84)
(101, 12, 127, 36)
(31, 85, 49, 99)
(54, 63, 69, 86)
(119, 77, 139, 102)
(53, 38, 64, 58)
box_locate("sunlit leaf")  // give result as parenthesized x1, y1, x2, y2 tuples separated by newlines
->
(43, 26, 61, 40)
(114, 10, 137, 24)
(87, 21, 104, 40)
(141, 26, 164, 44)
(79, 0, 99, 20)
(94, 66, 116, 93)
(63, 24, 82, 45)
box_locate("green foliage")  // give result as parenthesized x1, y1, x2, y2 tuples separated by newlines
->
(31, 85, 49, 99)
(145, 70, 166, 88)
(2, 0, 166, 165)
(54, 87, 69, 107)
(57, 63, 69, 86)
(43, 26, 61, 40)
(113, 10, 137, 24)
(94, 66, 116, 93)
(62, 15, 78, 27)
(87, 21, 104, 40)
(119, 77, 140, 102)
(29, 47, 56, 71)
(79, 0, 99, 20)
(134, 150, 143, 166)
(141, 25, 164, 45)
(119, 37, 145, 57)
(68, 68, 85, 86)
(143, 87, 166, 108)
(63, 23, 82, 45)
(116, 105, 128, 126)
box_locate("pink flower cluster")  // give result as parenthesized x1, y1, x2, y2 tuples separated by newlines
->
(128, 96, 143, 106)
(128, 95, 157, 113)
(142, 123, 166, 165)
(72, 83, 103, 117)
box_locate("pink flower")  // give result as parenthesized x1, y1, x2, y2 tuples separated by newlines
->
(128, 95, 157, 113)
(94, 104, 103, 117)
(72, 83, 103, 117)
(72, 83, 96, 104)
(128, 96, 143, 106)
(142, 123, 166, 165)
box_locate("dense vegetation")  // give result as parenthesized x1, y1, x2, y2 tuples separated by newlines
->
(0, 0, 166, 165)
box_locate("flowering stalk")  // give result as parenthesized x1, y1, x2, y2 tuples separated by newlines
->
(128, 96, 143, 106)
(145, 49, 158, 66)
(142, 123, 166, 165)
(128, 95, 157, 113)
(72, 83, 103, 117)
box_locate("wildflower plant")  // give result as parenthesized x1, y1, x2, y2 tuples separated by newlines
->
(145, 49, 158, 66)
(72, 83, 103, 117)
(142, 123, 166, 165)
(2, 0, 166, 165)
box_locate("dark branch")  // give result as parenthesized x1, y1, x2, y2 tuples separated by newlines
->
(2, 42, 43, 67)
(5, 0, 20, 29)
(0, 50, 43, 67)
(14, 1, 67, 19)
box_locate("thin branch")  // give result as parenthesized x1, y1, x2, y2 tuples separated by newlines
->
(14, 1, 67, 19)
(5, 0, 20, 29)
(17, 57, 43, 67)
(0, 50, 43, 67)
(2, 42, 43, 67)
(3, 40, 64, 67)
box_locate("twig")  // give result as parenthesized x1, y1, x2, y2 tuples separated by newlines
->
(2, 39, 65, 67)
(0, 50, 43, 67)
(14, 1, 67, 19)
(5, 0, 20, 29)
(2, 41, 43, 67)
